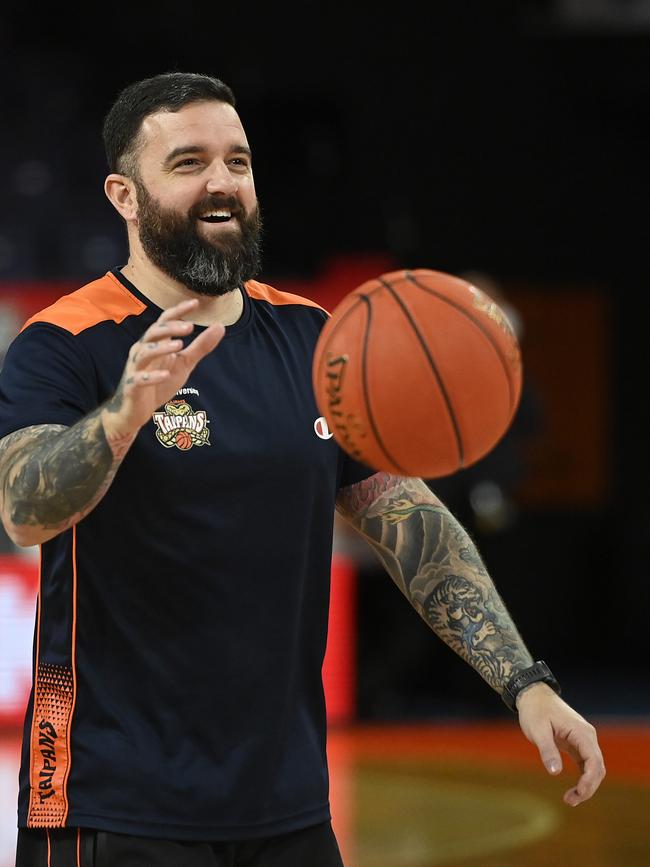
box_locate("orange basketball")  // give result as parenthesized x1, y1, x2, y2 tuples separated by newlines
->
(176, 430, 193, 450)
(312, 268, 523, 478)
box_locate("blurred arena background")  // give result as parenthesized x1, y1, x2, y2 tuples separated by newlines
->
(1, 1, 649, 864)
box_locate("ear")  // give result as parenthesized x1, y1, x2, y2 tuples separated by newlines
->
(104, 174, 138, 222)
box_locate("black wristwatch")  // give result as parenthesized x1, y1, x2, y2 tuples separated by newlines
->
(501, 660, 561, 713)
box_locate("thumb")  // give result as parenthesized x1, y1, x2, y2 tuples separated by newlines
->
(542, 750, 563, 776)
(539, 739, 563, 776)
(526, 720, 563, 775)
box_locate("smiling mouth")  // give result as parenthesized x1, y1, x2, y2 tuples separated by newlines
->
(199, 208, 235, 224)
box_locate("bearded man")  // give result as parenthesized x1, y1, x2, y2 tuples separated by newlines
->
(0, 72, 604, 867)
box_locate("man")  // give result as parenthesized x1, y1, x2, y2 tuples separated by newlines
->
(0, 72, 604, 867)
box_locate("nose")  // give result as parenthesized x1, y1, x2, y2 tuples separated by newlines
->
(205, 160, 239, 197)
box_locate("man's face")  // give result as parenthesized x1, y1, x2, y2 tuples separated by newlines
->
(131, 101, 262, 296)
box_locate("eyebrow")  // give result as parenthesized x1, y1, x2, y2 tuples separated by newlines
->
(162, 144, 252, 168)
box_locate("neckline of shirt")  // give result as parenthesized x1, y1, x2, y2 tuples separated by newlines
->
(110, 268, 254, 337)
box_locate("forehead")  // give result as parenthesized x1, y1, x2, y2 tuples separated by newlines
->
(139, 101, 249, 159)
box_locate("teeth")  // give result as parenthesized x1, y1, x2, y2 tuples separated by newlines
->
(202, 209, 231, 218)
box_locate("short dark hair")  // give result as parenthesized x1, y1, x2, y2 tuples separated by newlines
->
(102, 72, 236, 177)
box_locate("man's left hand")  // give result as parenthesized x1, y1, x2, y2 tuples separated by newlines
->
(516, 682, 606, 806)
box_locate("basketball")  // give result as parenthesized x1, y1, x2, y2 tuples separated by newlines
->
(176, 430, 193, 450)
(312, 268, 523, 478)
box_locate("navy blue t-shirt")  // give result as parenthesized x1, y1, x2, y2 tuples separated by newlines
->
(0, 270, 374, 839)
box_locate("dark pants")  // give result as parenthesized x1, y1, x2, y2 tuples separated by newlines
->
(15, 821, 345, 867)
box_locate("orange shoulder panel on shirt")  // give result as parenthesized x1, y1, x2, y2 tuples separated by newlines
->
(245, 280, 329, 315)
(20, 272, 147, 335)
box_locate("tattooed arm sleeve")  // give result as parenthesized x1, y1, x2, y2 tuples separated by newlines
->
(336, 471, 534, 694)
(0, 393, 135, 548)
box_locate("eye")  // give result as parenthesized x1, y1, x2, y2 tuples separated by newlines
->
(175, 158, 201, 169)
(229, 157, 251, 170)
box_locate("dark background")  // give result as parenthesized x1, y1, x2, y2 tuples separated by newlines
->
(0, 1, 648, 720)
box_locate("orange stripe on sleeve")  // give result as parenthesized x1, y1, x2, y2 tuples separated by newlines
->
(21, 272, 146, 336)
(245, 280, 329, 314)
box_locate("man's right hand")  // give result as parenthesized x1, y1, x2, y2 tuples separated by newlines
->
(102, 299, 225, 442)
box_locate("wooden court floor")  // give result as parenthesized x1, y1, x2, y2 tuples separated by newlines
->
(1, 720, 649, 866)
(328, 721, 650, 867)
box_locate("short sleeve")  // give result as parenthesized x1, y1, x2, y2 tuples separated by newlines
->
(337, 449, 377, 490)
(0, 323, 99, 439)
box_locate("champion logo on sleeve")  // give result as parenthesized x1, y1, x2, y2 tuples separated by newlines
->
(314, 417, 334, 440)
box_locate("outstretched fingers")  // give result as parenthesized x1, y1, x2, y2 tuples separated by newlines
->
(158, 298, 200, 323)
(123, 369, 171, 388)
(129, 299, 224, 379)
(131, 339, 184, 369)
(180, 322, 226, 366)
(141, 320, 195, 346)
(140, 299, 201, 344)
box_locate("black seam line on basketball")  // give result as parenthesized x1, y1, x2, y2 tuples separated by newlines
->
(359, 294, 411, 476)
(379, 278, 465, 467)
(404, 272, 517, 413)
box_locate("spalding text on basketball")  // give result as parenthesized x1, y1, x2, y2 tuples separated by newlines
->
(468, 285, 521, 371)
(325, 353, 368, 462)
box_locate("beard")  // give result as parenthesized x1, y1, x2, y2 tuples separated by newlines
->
(134, 180, 263, 297)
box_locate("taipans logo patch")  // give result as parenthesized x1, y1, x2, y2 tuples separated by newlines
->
(314, 417, 334, 440)
(153, 399, 211, 450)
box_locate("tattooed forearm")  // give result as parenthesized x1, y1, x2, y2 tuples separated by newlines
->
(0, 389, 136, 545)
(337, 472, 533, 693)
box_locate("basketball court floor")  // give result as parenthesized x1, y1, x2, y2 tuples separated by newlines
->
(1, 719, 648, 866)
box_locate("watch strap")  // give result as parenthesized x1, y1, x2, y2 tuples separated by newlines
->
(501, 660, 561, 713)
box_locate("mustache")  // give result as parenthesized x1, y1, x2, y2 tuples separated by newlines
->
(188, 195, 242, 220)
